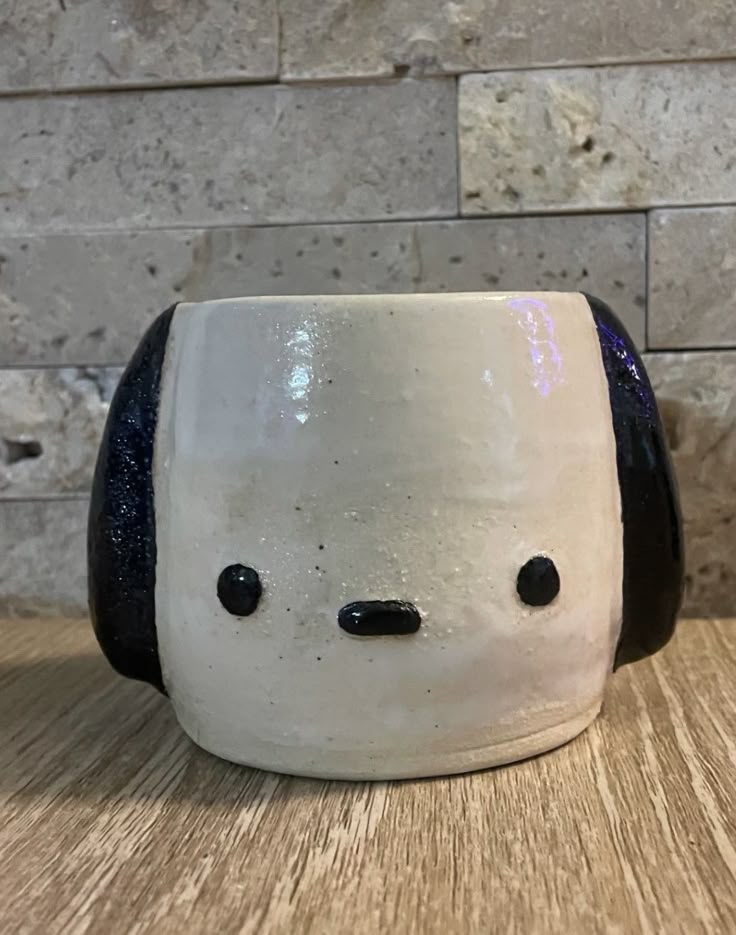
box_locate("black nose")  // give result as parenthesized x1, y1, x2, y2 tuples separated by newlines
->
(338, 600, 421, 636)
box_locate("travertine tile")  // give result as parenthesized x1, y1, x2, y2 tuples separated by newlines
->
(0, 232, 211, 366)
(0, 214, 645, 366)
(281, 0, 736, 80)
(645, 351, 736, 617)
(459, 64, 736, 215)
(0, 369, 121, 497)
(412, 215, 646, 347)
(0, 80, 456, 234)
(0, 499, 88, 617)
(0, 0, 278, 91)
(649, 208, 736, 349)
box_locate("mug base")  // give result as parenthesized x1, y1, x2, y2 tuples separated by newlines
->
(174, 700, 603, 781)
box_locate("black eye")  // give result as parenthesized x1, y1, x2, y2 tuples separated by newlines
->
(217, 564, 262, 616)
(516, 556, 560, 606)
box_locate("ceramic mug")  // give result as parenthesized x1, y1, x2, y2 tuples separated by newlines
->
(88, 292, 683, 779)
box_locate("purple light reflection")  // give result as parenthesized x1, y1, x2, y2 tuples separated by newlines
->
(507, 297, 563, 397)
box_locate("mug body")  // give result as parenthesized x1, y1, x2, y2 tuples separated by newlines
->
(89, 290, 683, 779)
(152, 292, 622, 778)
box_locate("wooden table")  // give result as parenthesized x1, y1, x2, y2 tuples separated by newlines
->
(0, 618, 734, 934)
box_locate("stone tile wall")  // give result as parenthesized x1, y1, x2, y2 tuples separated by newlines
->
(1, 4, 733, 617)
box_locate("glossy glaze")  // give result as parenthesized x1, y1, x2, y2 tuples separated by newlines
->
(516, 555, 561, 606)
(150, 293, 624, 778)
(87, 304, 175, 693)
(337, 600, 422, 636)
(217, 564, 263, 617)
(586, 294, 684, 666)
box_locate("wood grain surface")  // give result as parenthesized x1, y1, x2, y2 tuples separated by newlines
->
(0, 617, 734, 934)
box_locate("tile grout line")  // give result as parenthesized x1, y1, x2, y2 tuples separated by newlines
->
(3, 54, 736, 101)
(460, 201, 736, 221)
(281, 54, 736, 84)
(3, 206, 718, 241)
(274, 0, 284, 81)
(0, 495, 90, 504)
(0, 212, 468, 240)
(644, 209, 651, 352)
(0, 73, 454, 102)
(2, 204, 733, 242)
(0, 363, 126, 371)
(453, 75, 462, 217)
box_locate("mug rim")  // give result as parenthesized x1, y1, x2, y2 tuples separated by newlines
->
(175, 289, 581, 306)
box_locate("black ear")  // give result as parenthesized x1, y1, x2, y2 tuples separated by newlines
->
(88, 305, 176, 692)
(585, 294, 684, 669)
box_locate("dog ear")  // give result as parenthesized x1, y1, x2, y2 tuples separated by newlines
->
(88, 305, 177, 692)
(585, 293, 684, 669)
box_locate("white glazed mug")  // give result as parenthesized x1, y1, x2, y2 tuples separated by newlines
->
(88, 292, 682, 779)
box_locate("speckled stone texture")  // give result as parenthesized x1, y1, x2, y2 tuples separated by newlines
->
(645, 352, 736, 616)
(0, 368, 121, 497)
(0, 214, 645, 366)
(0, 0, 278, 91)
(0, 499, 88, 617)
(0, 232, 210, 366)
(649, 208, 736, 350)
(0, 80, 457, 233)
(280, 0, 736, 80)
(459, 64, 736, 215)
